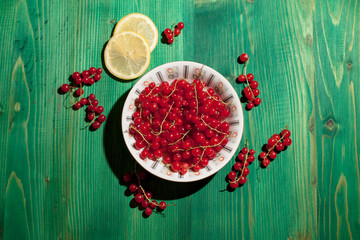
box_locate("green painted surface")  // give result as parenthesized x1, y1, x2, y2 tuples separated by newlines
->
(0, 0, 359, 239)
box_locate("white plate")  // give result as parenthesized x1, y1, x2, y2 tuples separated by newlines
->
(121, 61, 244, 182)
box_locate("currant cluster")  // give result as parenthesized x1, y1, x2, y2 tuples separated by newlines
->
(129, 78, 231, 175)
(163, 22, 185, 44)
(59, 67, 106, 130)
(227, 141, 255, 189)
(259, 128, 292, 167)
(122, 171, 168, 217)
(73, 94, 106, 130)
(236, 53, 261, 110)
(60, 67, 103, 95)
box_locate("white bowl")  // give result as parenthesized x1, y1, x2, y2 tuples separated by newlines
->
(121, 61, 244, 182)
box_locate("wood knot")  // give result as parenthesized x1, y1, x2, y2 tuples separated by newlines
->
(306, 34, 313, 46)
(44, 177, 50, 183)
(347, 62, 352, 70)
(14, 102, 20, 112)
(308, 116, 315, 132)
(109, 19, 116, 25)
(326, 119, 335, 131)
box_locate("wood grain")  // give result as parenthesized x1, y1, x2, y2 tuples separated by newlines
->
(0, 0, 359, 239)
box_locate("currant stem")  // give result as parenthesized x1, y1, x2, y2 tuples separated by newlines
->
(200, 116, 228, 135)
(189, 149, 205, 168)
(194, 84, 199, 115)
(81, 118, 96, 130)
(130, 126, 152, 146)
(134, 162, 176, 207)
(174, 135, 228, 152)
(168, 129, 191, 146)
(263, 130, 288, 159)
(153, 102, 174, 136)
(230, 140, 249, 184)
(166, 81, 179, 98)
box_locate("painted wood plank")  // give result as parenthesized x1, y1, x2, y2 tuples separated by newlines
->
(0, 0, 359, 239)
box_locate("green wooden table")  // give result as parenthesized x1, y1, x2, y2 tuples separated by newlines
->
(1, 0, 359, 239)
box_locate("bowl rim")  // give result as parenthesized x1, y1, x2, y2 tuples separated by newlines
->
(121, 61, 244, 182)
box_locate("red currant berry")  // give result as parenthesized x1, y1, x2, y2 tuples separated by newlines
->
(88, 93, 95, 101)
(167, 37, 174, 44)
(237, 74, 246, 83)
(72, 72, 81, 80)
(267, 138, 277, 147)
(246, 102, 254, 110)
(180, 168, 187, 175)
(140, 149, 149, 159)
(87, 112, 95, 121)
(276, 142, 285, 151)
(174, 28, 181, 36)
(177, 22, 184, 30)
(150, 200, 158, 209)
(89, 67, 97, 75)
(82, 77, 89, 85)
(233, 162, 242, 171)
(96, 68, 103, 74)
(74, 88, 83, 97)
(259, 152, 267, 159)
(228, 171, 237, 180)
(75, 78, 82, 85)
(135, 193, 144, 203)
(239, 53, 249, 63)
(281, 129, 291, 138)
(253, 98, 261, 106)
(144, 207, 153, 216)
(246, 73, 254, 82)
(97, 114, 106, 123)
(238, 176, 247, 185)
(164, 28, 172, 36)
(272, 134, 281, 140)
(171, 161, 181, 172)
(238, 153, 245, 161)
(61, 84, 70, 93)
(241, 147, 248, 154)
(243, 86, 251, 93)
(96, 106, 104, 114)
(230, 182, 239, 189)
(250, 81, 258, 89)
(122, 173, 132, 183)
(129, 183, 137, 192)
(79, 98, 88, 106)
(158, 201, 167, 210)
(253, 89, 260, 97)
(145, 191, 152, 199)
(269, 151, 277, 159)
(262, 159, 270, 167)
(82, 70, 90, 78)
(91, 121, 101, 130)
(242, 167, 250, 176)
(141, 200, 150, 208)
(89, 78, 96, 85)
(73, 102, 82, 110)
(92, 99, 99, 107)
(283, 138, 292, 146)
(192, 164, 201, 172)
(249, 149, 255, 155)
(247, 155, 255, 163)
(94, 74, 101, 81)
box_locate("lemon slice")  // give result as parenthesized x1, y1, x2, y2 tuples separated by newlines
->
(104, 32, 151, 80)
(113, 13, 158, 52)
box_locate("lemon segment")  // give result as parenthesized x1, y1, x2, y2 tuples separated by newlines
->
(113, 13, 158, 52)
(104, 32, 151, 80)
